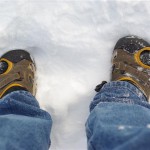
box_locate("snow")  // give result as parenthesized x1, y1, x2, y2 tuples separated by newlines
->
(0, 0, 150, 149)
(137, 66, 143, 72)
(118, 125, 125, 130)
(147, 124, 150, 128)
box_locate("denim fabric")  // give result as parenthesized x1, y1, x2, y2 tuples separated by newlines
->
(0, 90, 52, 150)
(86, 81, 150, 150)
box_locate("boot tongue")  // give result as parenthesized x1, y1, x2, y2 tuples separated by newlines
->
(0, 61, 8, 74)
(140, 50, 150, 66)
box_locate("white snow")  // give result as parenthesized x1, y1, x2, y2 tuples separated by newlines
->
(118, 125, 125, 130)
(147, 124, 150, 128)
(0, 0, 150, 150)
(137, 67, 143, 72)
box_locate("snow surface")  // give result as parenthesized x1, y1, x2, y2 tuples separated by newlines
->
(0, 0, 150, 149)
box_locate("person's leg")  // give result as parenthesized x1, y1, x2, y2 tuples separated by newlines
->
(0, 50, 52, 150)
(86, 36, 150, 150)
(0, 90, 52, 150)
(86, 81, 150, 150)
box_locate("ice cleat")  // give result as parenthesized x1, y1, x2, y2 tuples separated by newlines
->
(0, 49, 36, 98)
(112, 35, 150, 100)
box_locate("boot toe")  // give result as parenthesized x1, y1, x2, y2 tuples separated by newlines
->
(114, 35, 150, 53)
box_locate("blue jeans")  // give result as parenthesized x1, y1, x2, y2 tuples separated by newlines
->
(1, 81, 150, 150)
(86, 81, 150, 150)
(0, 90, 52, 150)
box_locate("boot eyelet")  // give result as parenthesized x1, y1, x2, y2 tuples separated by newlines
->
(140, 50, 150, 66)
(134, 47, 150, 69)
(0, 58, 13, 75)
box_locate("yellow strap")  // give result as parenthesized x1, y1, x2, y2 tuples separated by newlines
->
(134, 47, 150, 69)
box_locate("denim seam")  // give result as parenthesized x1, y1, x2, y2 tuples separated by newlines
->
(97, 101, 146, 109)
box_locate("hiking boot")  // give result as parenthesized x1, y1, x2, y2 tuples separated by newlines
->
(112, 35, 150, 100)
(0, 49, 36, 98)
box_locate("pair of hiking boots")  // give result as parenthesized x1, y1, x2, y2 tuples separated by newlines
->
(0, 35, 150, 101)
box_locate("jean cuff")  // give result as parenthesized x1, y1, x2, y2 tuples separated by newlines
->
(102, 81, 147, 102)
(90, 81, 149, 112)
